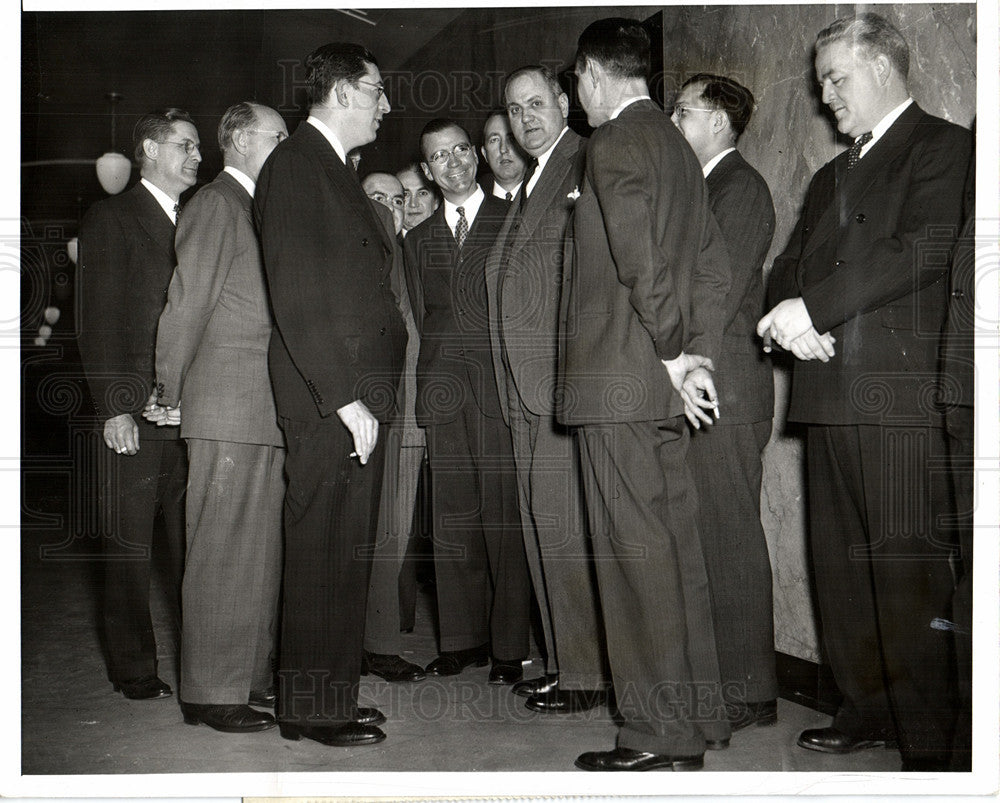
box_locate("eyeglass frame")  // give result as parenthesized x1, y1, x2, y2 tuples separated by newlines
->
(247, 129, 288, 144)
(426, 142, 474, 166)
(355, 78, 386, 100)
(671, 105, 717, 118)
(159, 139, 201, 155)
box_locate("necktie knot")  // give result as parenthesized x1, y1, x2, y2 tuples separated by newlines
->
(172, 203, 181, 224)
(847, 132, 873, 170)
(505, 190, 512, 202)
(455, 206, 469, 250)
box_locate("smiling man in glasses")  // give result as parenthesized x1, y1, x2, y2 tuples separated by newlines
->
(402, 118, 530, 686)
(152, 101, 289, 735)
(77, 107, 201, 704)
(253, 42, 406, 749)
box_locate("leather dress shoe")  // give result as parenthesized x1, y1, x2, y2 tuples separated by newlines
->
(249, 687, 276, 708)
(512, 673, 559, 698)
(797, 727, 885, 754)
(279, 721, 386, 747)
(362, 651, 426, 682)
(575, 746, 703, 771)
(488, 659, 524, 685)
(526, 688, 607, 714)
(113, 675, 172, 700)
(181, 702, 276, 733)
(728, 698, 777, 731)
(425, 644, 489, 676)
(355, 706, 387, 726)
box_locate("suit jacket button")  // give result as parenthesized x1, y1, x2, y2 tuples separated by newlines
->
(362, 238, 369, 246)
(855, 213, 866, 223)
(835, 259, 845, 267)
(380, 327, 386, 335)
(952, 289, 965, 299)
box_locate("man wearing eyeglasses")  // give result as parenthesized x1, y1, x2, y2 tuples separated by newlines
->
(254, 42, 406, 748)
(479, 109, 528, 203)
(402, 118, 530, 684)
(671, 74, 779, 735)
(151, 102, 288, 734)
(78, 107, 200, 702)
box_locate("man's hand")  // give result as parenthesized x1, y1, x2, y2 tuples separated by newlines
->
(662, 352, 715, 394)
(757, 297, 814, 350)
(337, 400, 378, 465)
(142, 392, 181, 426)
(104, 413, 139, 455)
(680, 366, 720, 429)
(787, 328, 837, 362)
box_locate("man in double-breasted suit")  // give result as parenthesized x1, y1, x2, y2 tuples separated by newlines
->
(77, 108, 200, 701)
(560, 19, 732, 771)
(758, 13, 971, 771)
(485, 65, 609, 714)
(403, 119, 530, 684)
(254, 43, 406, 748)
(672, 74, 779, 731)
(153, 102, 288, 733)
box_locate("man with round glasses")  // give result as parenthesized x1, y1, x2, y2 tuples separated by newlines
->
(402, 118, 530, 684)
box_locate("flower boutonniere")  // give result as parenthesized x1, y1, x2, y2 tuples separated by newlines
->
(567, 186, 581, 201)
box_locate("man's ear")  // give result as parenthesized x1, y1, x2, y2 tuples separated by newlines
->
(420, 162, 434, 183)
(232, 128, 250, 156)
(141, 138, 158, 160)
(333, 79, 351, 108)
(872, 53, 892, 86)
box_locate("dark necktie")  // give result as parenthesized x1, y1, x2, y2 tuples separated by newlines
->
(505, 190, 512, 202)
(520, 158, 539, 212)
(455, 206, 468, 250)
(847, 131, 873, 170)
(172, 203, 181, 224)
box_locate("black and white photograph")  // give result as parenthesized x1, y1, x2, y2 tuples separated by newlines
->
(10, 0, 997, 798)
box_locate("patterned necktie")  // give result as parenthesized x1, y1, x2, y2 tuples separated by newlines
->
(172, 203, 181, 225)
(847, 131, 873, 170)
(505, 190, 512, 202)
(455, 206, 468, 250)
(520, 158, 539, 212)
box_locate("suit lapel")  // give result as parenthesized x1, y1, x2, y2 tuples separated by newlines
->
(132, 183, 176, 256)
(800, 103, 926, 262)
(510, 129, 580, 254)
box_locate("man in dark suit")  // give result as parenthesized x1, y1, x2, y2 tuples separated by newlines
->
(485, 65, 609, 714)
(559, 19, 733, 771)
(479, 110, 527, 203)
(254, 42, 407, 748)
(402, 118, 530, 684)
(78, 108, 200, 701)
(672, 74, 779, 731)
(758, 13, 971, 771)
(151, 102, 288, 733)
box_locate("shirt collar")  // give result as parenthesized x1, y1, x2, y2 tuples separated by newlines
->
(862, 97, 913, 157)
(140, 178, 179, 224)
(492, 179, 521, 200)
(223, 165, 256, 198)
(609, 94, 651, 121)
(702, 147, 736, 178)
(306, 116, 348, 164)
(444, 184, 485, 231)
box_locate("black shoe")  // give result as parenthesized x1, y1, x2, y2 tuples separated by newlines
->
(728, 699, 777, 731)
(113, 675, 173, 700)
(706, 738, 730, 750)
(575, 746, 703, 771)
(279, 721, 386, 746)
(488, 659, 524, 685)
(526, 688, 607, 714)
(181, 702, 276, 733)
(355, 706, 387, 726)
(797, 727, 885, 754)
(512, 673, 559, 698)
(249, 687, 276, 708)
(425, 644, 489, 676)
(362, 651, 426, 682)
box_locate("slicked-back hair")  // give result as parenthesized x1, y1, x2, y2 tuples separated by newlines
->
(132, 107, 195, 162)
(217, 101, 260, 154)
(482, 108, 509, 138)
(682, 73, 756, 139)
(575, 17, 650, 80)
(419, 118, 472, 161)
(306, 42, 379, 108)
(815, 12, 909, 78)
(503, 65, 564, 103)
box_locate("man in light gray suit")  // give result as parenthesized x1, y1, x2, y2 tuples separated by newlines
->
(485, 65, 609, 713)
(152, 102, 288, 733)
